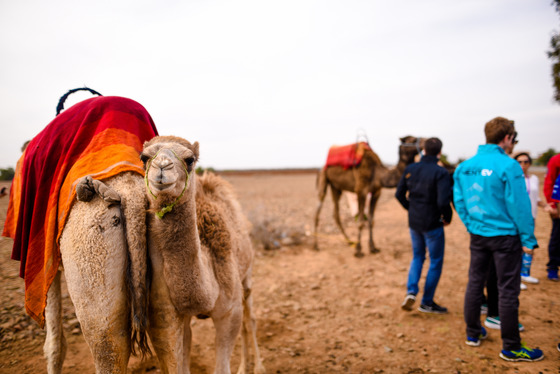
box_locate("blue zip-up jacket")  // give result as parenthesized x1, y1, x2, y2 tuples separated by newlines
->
(453, 144, 537, 249)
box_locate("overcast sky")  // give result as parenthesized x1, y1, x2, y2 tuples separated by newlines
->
(1, 0, 559, 170)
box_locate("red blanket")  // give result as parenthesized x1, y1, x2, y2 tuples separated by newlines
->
(2, 96, 158, 327)
(325, 142, 371, 169)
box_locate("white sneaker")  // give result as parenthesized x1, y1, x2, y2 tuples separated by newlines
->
(520, 282, 528, 290)
(521, 275, 539, 284)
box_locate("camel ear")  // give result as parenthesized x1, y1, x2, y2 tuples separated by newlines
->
(400, 137, 407, 143)
(192, 141, 200, 161)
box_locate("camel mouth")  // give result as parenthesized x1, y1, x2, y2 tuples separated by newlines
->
(150, 181, 175, 192)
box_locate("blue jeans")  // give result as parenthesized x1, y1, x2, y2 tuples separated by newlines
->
(406, 226, 445, 305)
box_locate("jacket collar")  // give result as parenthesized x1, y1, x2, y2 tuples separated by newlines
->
(420, 154, 439, 163)
(477, 144, 506, 155)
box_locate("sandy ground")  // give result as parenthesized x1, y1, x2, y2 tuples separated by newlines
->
(0, 171, 559, 374)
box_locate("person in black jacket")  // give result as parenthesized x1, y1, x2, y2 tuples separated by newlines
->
(396, 137, 453, 314)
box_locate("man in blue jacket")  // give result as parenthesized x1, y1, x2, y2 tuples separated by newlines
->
(396, 137, 452, 314)
(453, 117, 543, 362)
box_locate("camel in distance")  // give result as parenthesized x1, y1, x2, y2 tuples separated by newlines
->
(314, 136, 424, 257)
(141, 136, 265, 374)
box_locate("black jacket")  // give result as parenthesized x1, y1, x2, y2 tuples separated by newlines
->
(395, 155, 453, 232)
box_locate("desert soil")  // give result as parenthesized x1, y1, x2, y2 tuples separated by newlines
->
(0, 170, 559, 374)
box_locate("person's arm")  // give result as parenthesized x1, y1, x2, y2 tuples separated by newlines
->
(395, 172, 409, 210)
(504, 164, 537, 249)
(452, 166, 469, 227)
(437, 170, 452, 224)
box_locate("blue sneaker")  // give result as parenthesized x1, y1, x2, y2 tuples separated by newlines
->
(499, 343, 544, 362)
(466, 326, 488, 347)
(548, 269, 559, 281)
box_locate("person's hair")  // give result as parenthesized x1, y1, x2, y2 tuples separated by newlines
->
(424, 137, 442, 156)
(484, 117, 515, 144)
(514, 152, 532, 164)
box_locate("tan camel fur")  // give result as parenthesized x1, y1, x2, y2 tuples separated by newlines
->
(141, 136, 265, 374)
(313, 136, 424, 257)
(45, 172, 149, 373)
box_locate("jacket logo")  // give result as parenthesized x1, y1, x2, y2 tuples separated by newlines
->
(481, 169, 493, 176)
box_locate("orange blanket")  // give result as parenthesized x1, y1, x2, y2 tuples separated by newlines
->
(325, 142, 371, 169)
(2, 96, 158, 327)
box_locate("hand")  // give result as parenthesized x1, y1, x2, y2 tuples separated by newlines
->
(522, 247, 534, 255)
(546, 204, 559, 219)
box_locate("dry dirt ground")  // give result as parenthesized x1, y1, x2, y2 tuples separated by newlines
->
(0, 171, 559, 374)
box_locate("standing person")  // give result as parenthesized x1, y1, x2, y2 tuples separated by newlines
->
(453, 117, 543, 362)
(543, 153, 560, 281)
(396, 137, 453, 314)
(514, 152, 546, 285)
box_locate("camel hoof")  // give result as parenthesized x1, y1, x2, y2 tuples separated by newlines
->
(354, 251, 364, 258)
(313, 244, 320, 251)
(370, 247, 380, 254)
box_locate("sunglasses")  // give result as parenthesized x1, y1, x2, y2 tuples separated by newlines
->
(511, 132, 518, 145)
(517, 160, 530, 164)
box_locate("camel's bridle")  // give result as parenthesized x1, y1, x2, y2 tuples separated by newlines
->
(400, 138, 422, 156)
(144, 148, 190, 219)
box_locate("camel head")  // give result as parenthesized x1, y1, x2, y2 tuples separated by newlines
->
(398, 136, 425, 165)
(141, 136, 199, 217)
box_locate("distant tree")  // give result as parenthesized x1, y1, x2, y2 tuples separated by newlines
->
(535, 148, 558, 166)
(195, 166, 216, 175)
(439, 154, 449, 165)
(549, 0, 560, 103)
(0, 167, 15, 181)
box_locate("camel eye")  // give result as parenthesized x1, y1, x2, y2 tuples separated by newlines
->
(185, 157, 195, 167)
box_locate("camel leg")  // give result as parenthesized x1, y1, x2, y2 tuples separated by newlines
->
(237, 277, 265, 374)
(212, 302, 244, 374)
(148, 245, 187, 373)
(313, 170, 329, 251)
(354, 193, 367, 258)
(368, 191, 381, 254)
(44, 271, 67, 374)
(331, 187, 352, 245)
(60, 200, 132, 373)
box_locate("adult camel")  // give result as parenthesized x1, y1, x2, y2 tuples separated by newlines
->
(313, 136, 423, 257)
(3, 89, 157, 373)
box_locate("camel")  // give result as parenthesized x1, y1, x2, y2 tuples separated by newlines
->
(47, 173, 150, 373)
(4, 89, 156, 373)
(313, 136, 424, 257)
(141, 136, 265, 374)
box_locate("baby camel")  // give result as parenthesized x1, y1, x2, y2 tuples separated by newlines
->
(141, 136, 265, 374)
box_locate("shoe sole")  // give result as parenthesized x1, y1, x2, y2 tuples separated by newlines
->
(465, 340, 481, 347)
(484, 320, 525, 332)
(418, 307, 447, 314)
(401, 296, 415, 311)
(483, 320, 501, 330)
(521, 278, 539, 284)
(499, 353, 544, 362)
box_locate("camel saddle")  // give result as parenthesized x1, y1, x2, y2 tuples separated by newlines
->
(325, 142, 371, 169)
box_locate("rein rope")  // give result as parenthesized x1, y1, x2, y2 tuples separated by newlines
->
(144, 149, 190, 219)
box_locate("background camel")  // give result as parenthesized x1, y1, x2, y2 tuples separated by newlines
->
(141, 136, 265, 374)
(3, 90, 157, 373)
(314, 136, 424, 257)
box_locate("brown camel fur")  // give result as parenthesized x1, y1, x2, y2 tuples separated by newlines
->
(142, 136, 265, 374)
(313, 136, 424, 257)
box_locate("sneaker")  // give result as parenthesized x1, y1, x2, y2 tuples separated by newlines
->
(401, 294, 416, 311)
(466, 326, 488, 347)
(418, 301, 448, 314)
(480, 303, 488, 315)
(484, 316, 524, 332)
(548, 269, 559, 281)
(520, 282, 528, 290)
(521, 275, 539, 284)
(499, 343, 544, 362)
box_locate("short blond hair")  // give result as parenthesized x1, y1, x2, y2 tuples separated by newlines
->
(485, 117, 515, 144)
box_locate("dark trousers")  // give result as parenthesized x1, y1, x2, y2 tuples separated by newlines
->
(464, 234, 522, 351)
(486, 257, 499, 317)
(547, 218, 560, 271)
